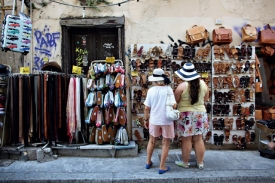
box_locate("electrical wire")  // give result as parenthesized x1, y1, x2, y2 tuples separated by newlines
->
(49, 0, 136, 8)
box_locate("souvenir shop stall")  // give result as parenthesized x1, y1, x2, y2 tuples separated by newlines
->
(129, 25, 262, 149)
(0, 59, 130, 150)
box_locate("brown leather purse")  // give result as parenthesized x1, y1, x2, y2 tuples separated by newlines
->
(255, 109, 262, 120)
(260, 46, 275, 56)
(212, 27, 232, 44)
(242, 24, 258, 42)
(186, 25, 209, 45)
(259, 24, 275, 45)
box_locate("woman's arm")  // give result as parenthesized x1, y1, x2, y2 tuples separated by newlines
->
(174, 82, 186, 103)
(203, 81, 209, 102)
(144, 105, 150, 129)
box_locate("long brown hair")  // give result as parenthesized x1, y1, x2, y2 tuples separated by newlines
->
(189, 78, 200, 105)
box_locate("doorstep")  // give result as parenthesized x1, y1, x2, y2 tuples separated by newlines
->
(51, 141, 138, 158)
(0, 141, 138, 160)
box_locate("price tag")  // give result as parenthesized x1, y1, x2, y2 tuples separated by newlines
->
(72, 65, 82, 74)
(20, 67, 30, 74)
(106, 57, 115, 63)
(201, 72, 208, 78)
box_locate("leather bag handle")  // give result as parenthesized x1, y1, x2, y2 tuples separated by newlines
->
(192, 25, 198, 28)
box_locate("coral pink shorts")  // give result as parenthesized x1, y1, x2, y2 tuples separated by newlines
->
(149, 123, 175, 139)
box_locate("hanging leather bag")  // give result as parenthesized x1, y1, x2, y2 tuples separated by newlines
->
(186, 25, 209, 45)
(242, 24, 258, 42)
(259, 24, 275, 45)
(255, 109, 262, 120)
(212, 26, 232, 44)
(260, 46, 275, 56)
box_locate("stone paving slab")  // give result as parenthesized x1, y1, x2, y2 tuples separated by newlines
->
(0, 149, 274, 183)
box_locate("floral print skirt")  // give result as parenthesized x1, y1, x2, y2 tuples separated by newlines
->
(176, 111, 208, 137)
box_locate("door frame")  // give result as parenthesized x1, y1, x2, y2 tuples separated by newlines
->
(60, 17, 125, 74)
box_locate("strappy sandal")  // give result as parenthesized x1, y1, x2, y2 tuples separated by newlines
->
(195, 47, 204, 61)
(212, 118, 218, 129)
(136, 59, 141, 71)
(227, 75, 234, 88)
(233, 75, 240, 88)
(229, 46, 238, 60)
(236, 117, 242, 130)
(220, 46, 225, 60)
(219, 134, 224, 146)
(249, 104, 255, 116)
(229, 118, 234, 130)
(232, 134, 238, 145)
(134, 130, 143, 141)
(177, 46, 184, 60)
(157, 59, 162, 69)
(247, 45, 252, 59)
(223, 44, 233, 59)
(250, 61, 255, 74)
(245, 131, 251, 144)
(204, 131, 212, 143)
(202, 45, 211, 61)
(240, 45, 247, 61)
(162, 59, 167, 70)
(224, 128, 230, 142)
(183, 46, 191, 60)
(233, 104, 238, 116)
(149, 59, 154, 71)
(244, 60, 250, 73)
(171, 61, 177, 72)
(166, 59, 171, 71)
(213, 133, 219, 146)
(214, 45, 221, 60)
(213, 62, 219, 74)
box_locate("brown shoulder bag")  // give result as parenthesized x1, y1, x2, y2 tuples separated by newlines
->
(242, 24, 258, 42)
(259, 24, 275, 45)
(212, 26, 232, 44)
(186, 25, 209, 45)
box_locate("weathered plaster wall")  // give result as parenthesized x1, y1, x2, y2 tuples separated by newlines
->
(2, 0, 275, 71)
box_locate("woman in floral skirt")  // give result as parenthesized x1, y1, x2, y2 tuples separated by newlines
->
(174, 63, 209, 169)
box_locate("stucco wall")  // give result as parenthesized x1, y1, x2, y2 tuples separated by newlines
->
(1, 0, 275, 71)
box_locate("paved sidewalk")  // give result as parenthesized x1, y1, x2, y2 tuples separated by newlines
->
(0, 149, 275, 183)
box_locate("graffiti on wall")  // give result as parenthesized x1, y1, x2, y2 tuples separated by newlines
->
(33, 25, 60, 71)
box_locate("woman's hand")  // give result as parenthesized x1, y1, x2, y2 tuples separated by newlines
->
(144, 121, 149, 129)
(173, 103, 177, 109)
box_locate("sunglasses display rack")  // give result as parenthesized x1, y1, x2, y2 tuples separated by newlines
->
(210, 44, 256, 148)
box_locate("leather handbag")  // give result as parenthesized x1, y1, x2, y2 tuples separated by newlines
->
(255, 109, 262, 120)
(259, 24, 275, 45)
(212, 27, 232, 44)
(242, 24, 258, 42)
(263, 109, 271, 120)
(166, 86, 180, 120)
(260, 46, 275, 56)
(186, 25, 209, 45)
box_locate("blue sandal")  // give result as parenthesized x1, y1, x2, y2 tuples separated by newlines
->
(145, 161, 153, 169)
(158, 166, 170, 174)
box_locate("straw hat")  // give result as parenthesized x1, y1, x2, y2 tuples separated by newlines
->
(175, 63, 200, 81)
